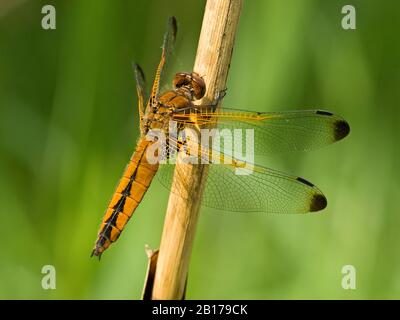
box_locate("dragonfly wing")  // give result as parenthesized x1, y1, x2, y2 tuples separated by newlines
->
(156, 108, 348, 213)
(172, 108, 350, 156)
(157, 161, 327, 214)
(149, 17, 177, 105)
(133, 63, 147, 120)
(204, 163, 326, 213)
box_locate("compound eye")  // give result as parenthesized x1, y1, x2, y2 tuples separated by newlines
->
(190, 73, 206, 99)
(172, 72, 206, 100)
(173, 72, 192, 89)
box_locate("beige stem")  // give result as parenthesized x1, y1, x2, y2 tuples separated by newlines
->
(151, 0, 243, 300)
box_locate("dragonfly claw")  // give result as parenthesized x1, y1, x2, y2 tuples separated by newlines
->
(215, 88, 227, 102)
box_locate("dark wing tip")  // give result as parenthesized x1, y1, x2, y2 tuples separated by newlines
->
(133, 62, 142, 72)
(168, 16, 178, 39)
(296, 177, 327, 212)
(133, 63, 145, 79)
(334, 119, 350, 141)
(315, 110, 350, 142)
(310, 193, 327, 212)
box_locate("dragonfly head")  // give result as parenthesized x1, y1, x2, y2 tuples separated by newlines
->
(173, 72, 206, 101)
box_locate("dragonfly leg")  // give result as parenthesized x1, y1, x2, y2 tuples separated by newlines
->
(171, 89, 227, 114)
(214, 88, 227, 102)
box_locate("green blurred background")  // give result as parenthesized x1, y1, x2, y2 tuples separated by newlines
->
(0, 0, 398, 299)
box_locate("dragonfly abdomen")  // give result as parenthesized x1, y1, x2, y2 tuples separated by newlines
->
(92, 139, 159, 258)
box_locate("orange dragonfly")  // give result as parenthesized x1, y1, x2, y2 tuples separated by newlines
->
(91, 17, 350, 258)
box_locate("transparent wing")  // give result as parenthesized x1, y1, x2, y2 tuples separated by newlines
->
(157, 161, 326, 214)
(149, 16, 177, 105)
(133, 63, 147, 120)
(172, 108, 350, 156)
(156, 135, 327, 214)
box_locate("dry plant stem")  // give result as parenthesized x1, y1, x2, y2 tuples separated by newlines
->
(151, 0, 243, 300)
(141, 246, 159, 300)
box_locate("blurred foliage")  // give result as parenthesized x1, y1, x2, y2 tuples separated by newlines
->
(0, 0, 399, 299)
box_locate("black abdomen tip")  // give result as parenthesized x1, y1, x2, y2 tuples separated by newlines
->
(91, 248, 102, 261)
(334, 120, 350, 141)
(310, 194, 328, 212)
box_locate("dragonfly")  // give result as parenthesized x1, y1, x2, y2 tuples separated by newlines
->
(91, 17, 350, 258)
